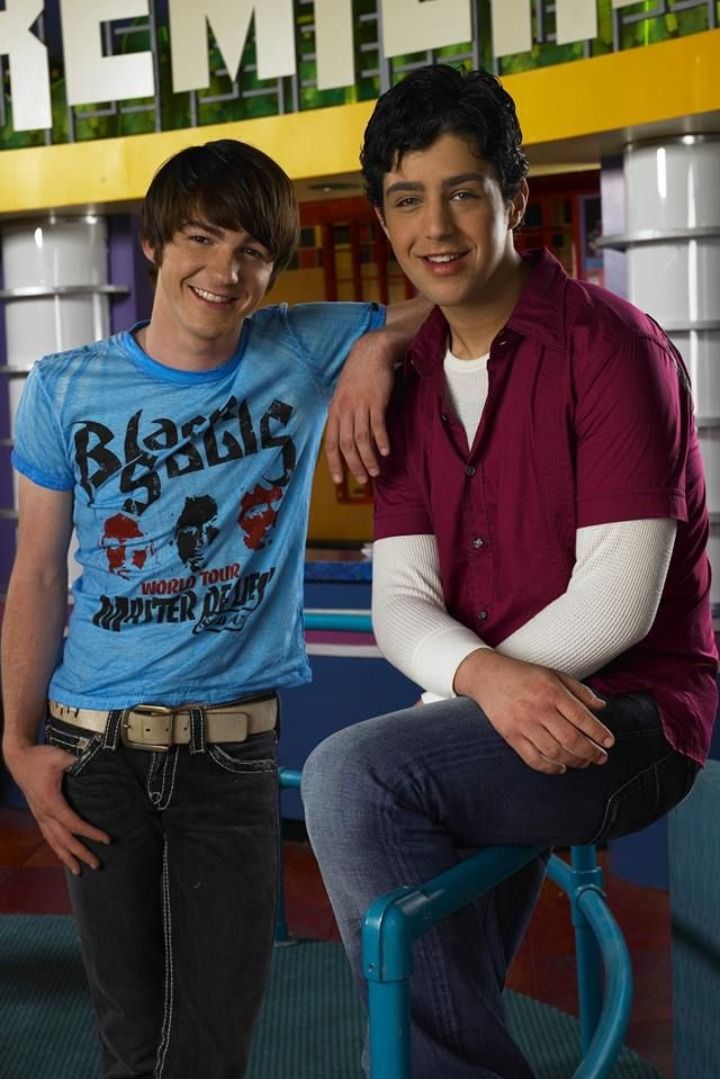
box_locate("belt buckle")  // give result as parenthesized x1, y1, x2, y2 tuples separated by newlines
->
(122, 703, 174, 752)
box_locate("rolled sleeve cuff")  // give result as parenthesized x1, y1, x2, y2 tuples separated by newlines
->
(576, 489, 687, 528)
(412, 625, 489, 698)
(374, 512, 433, 540)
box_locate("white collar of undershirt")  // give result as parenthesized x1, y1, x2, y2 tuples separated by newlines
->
(444, 348, 490, 372)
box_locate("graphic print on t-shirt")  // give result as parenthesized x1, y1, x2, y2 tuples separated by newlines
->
(73, 394, 293, 516)
(101, 512, 154, 577)
(175, 495, 220, 571)
(238, 482, 283, 550)
(75, 394, 296, 635)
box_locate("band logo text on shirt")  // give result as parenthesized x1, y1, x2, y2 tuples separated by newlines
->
(74, 395, 296, 516)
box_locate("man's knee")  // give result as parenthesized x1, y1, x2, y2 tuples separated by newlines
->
(303, 730, 345, 802)
(303, 728, 350, 828)
(302, 723, 382, 841)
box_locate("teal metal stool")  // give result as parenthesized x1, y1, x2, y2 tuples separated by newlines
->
(361, 842, 631, 1079)
(278, 611, 633, 1078)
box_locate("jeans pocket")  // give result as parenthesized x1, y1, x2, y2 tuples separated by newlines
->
(207, 732, 278, 775)
(45, 718, 103, 777)
(591, 751, 699, 844)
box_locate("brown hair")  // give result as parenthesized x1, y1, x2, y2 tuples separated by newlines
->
(140, 139, 299, 285)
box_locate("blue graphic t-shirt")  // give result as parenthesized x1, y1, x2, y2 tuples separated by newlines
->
(12, 301, 384, 708)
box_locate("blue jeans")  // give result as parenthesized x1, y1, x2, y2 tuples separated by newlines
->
(49, 714, 279, 1079)
(302, 693, 698, 1079)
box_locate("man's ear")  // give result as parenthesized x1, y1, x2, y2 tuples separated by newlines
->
(509, 179, 529, 230)
(140, 236, 157, 265)
(140, 236, 160, 286)
(373, 204, 390, 240)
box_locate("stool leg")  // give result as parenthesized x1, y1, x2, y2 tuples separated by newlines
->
(275, 770, 302, 946)
(274, 816, 293, 944)
(368, 978, 412, 1078)
(570, 844, 604, 1051)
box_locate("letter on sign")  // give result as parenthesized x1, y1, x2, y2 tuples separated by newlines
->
(0, 0, 51, 131)
(169, 0, 295, 93)
(555, 0, 597, 45)
(60, 0, 155, 107)
(381, 0, 472, 59)
(314, 0, 355, 91)
(490, 0, 531, 58)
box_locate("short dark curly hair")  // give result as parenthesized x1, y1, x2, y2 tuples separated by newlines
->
(141, 139, 299, 286)
(361, 65, 528, 208)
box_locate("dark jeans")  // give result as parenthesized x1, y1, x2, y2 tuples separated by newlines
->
(302, 692, 699, 1079)
(48, 715, 279, 1079)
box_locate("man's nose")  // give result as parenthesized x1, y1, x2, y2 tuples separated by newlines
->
(423, 198, 454, 240)
(211, 248, 241, 284)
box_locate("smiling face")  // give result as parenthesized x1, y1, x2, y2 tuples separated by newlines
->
(141, 218, 274, 369)
(378, 132, 527, 327)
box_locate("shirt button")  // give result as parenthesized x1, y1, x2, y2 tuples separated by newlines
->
(465, 465, 476, 477)
(472, 536, 484, 549)
(477, 610, 488, 621)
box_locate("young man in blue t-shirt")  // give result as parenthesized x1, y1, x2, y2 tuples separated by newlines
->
(1, 138, 420, 1078)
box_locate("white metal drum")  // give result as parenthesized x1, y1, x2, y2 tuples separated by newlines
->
(1, 215, 110, 586)
(671, 330, 720, 421)
(4, 216, 110, 433)
(2, 217, 108, 290)
(628, 238, 720, 326)
(698, 431, 720, 514)
(707, 524, 720, 605)
(626, 138, 720, 233)
(624, 136, 720, 607)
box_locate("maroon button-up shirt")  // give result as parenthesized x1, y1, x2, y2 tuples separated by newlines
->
(374, 249, 718, 764)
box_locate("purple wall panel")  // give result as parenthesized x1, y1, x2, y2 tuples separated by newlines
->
(107, 213, 154, 333)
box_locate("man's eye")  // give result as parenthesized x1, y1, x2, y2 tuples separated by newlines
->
(395, 197, 419, 209)
(451, 190, 479, 201)
(189, 233, 212, 244)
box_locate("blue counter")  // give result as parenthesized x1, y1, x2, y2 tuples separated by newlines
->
(278, 549, 420, 819)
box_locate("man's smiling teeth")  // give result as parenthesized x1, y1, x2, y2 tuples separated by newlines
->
(192, 286, 231, 303)
(425, 253, 463, 263)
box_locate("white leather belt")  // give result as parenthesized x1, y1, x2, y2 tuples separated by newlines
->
(48, 695, 277, 752)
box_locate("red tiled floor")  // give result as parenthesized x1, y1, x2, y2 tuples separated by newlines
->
(0, 810, 674, 1076)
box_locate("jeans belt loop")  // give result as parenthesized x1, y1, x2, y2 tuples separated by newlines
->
(103, 709, 124, 751)
(189, 707, 206, 755)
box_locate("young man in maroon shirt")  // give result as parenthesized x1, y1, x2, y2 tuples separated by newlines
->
(303, 65, 718, 1077)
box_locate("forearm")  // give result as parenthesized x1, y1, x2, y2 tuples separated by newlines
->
(497, 518, 676, 678)
(372, 535, 487, 696)
(384, 294, 432, 336)
(325, 297, 431, 485)
(1, 567, 67, 756)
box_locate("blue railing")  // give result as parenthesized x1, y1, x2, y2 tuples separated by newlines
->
(278, 610, 633, 1078)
